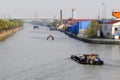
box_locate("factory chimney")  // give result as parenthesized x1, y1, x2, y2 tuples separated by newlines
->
(60, 9, 63, 24)
(72, 8, 76, 18)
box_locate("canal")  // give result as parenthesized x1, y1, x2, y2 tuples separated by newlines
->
(0, 23, 120, 80)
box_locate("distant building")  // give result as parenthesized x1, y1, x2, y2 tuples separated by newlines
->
(77, 21, 91, 33)
(102, 20, 120, 39)
(67, 19, 93, 35)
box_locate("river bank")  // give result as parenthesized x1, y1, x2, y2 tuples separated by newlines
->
(58, 30, 120, 45)
(0, 27, 23, 41)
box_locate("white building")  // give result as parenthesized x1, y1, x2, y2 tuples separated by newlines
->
(102, 20, 120, 39)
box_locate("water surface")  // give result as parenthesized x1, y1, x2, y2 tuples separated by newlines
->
(0, 23, 120, 80)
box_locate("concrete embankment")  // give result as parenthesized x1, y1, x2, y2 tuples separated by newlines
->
(0, 27, 23, 41)
(58, 30, 120, 45)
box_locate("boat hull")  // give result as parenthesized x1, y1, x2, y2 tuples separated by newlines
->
(71, 55, 104, 65)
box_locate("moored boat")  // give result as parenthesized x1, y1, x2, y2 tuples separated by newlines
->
(33, 25, 39, 29)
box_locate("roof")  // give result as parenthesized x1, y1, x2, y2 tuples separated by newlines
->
(67, 18, 96, 21)
(105, 20, 120, 24)
(64, 18, 95, 25)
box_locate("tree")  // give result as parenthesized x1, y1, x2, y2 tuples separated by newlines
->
(52, 19, 60, 27)
(0, 19, 24, 32)
(84, 20, 100, 38)
(0, 19, 6, 31)
(14, 19, 24, 27)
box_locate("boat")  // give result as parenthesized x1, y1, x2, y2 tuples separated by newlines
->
(49, 27, 57, 31)
(33, 25, 39, 29)
(71, 54, 104, 65)
(47, 35, 54, 40)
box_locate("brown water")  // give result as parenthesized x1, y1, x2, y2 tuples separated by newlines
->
(0, 23, 120, 80)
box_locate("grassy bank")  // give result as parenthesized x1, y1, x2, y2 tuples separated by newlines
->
(0, 27, 23, 41)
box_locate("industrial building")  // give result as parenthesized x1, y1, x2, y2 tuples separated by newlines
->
(67, 19, 93, 35)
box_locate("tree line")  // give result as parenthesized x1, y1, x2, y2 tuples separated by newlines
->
(0, 19, 24, 32)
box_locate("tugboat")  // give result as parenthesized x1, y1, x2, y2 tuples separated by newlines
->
(71, 54, 104, 65)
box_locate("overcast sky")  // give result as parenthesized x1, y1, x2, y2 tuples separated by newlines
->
(0, 0, 119, 19)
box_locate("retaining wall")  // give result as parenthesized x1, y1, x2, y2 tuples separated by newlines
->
(59, 30, 120, 45)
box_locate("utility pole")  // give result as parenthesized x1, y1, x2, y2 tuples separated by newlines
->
(8, 14, 11, 20)
(4, 14, 6, 20)
(34, 12, 37, 20)
(97, 8, 100, 20)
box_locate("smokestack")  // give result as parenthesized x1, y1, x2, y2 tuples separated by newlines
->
(72, 8, 76, 18)
(60, 9, 63, 24)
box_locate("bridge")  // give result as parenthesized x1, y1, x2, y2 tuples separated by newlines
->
(20, 17, 57, 26)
